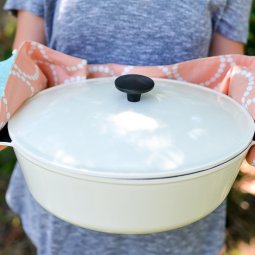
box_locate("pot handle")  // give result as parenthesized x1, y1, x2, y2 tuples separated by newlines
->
(0, 124, 13, 150)
(246, 130, 255, 167)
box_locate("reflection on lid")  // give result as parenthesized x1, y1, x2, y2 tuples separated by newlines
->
(109, 111, 159, 134)
(188, 128, 207, 140)
(54, 150, 77, 165)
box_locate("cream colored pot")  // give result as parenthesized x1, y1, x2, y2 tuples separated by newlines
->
(0, 76, 254, 234)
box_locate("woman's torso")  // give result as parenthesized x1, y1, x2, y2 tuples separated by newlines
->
(43, 0, 227, 64)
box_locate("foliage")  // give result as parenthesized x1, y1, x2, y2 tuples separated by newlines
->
(0, 2, 15, 60)
(246, 1, 255, 55)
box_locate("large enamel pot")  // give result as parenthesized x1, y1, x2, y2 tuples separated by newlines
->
(1, 75, 254, 234)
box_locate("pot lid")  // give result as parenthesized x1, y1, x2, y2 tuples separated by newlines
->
(8, 76, 254, 179)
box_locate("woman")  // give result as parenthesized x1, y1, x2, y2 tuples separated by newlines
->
(3, 1, 252, 254)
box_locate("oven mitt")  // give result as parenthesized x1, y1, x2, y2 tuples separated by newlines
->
(0, 41, 87, 130)
(0, 40, 255, 162)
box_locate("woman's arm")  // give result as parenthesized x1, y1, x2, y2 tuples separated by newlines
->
(210, 33, 255, 179)
(210, 33, 246, 255)
(13, 10, 46, 50)
(209, 33, 244, 56)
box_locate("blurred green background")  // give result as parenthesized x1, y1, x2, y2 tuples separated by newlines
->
(0, 1, 255, 255)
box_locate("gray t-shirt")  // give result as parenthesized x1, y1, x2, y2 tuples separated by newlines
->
(3, 1, 252, 255)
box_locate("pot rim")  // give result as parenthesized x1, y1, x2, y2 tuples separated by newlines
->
(10, 130, 253, 181)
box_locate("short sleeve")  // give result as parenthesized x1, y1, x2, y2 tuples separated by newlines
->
(3, 0, 44, 18)
(213, 0, 252, 43)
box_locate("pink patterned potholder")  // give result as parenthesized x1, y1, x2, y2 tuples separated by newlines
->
(1, 41, 255, 162)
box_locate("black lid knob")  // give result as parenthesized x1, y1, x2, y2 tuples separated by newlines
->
(115, 74, 154, 102)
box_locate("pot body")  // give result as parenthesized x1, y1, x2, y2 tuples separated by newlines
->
(15, 145, 248, 234)
(4, 77, 255, 233)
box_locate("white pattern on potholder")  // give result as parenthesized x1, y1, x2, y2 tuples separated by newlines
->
(235, 68, 255, 109)
(121, 66, 134, 76)
(64, 76, 87, 84)
(88, 65, 115, 76)
(200, 56, 227, 87)
(158, 66, 172, 78)
(11, 64, 38, 95)
(172, 64, 184, 81)
(65, 60, 87, 72)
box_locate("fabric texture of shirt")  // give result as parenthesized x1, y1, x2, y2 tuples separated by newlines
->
(3, 0, 252, 255)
